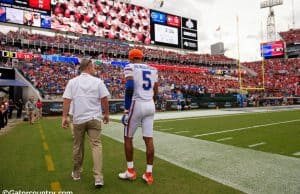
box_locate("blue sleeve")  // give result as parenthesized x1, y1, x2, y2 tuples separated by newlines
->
(124, 79, 134, 110)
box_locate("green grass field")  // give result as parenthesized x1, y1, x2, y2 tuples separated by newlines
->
(0, 117, 241, 194)
(155, 110, 300, 157)
(0, 109, 299, 194)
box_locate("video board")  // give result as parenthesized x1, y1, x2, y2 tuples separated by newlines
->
(150, 9, 198, 50)
(51, 0, 151, 44)
(260, 41, 285, 58)
(0, 0, 51, 28)
(150, 10, 181, 48)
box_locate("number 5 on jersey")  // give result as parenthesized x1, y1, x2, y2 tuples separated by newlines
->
(142, 70, 152, 90)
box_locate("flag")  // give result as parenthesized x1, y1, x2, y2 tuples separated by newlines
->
(216, 25, 221, 31)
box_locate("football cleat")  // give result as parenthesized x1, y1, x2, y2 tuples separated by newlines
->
(71, 171, 80, 181)
(95, 179, 104, 188)
(118, 168, 137, 180)
(142, 172, 153, 185)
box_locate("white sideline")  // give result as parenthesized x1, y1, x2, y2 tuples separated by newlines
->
(174, 131, 189, 134)
(159, 128, 174, 131)
(248, 142, 266, 148)
(193, 119, 300, 137)
(110, 105, 300, 121)
(103, 121, 300, 194)
(293, 152, 300, 156)
(216, 137, 233, 142)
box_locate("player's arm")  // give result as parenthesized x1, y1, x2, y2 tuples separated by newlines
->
(122, 64, 134, 125)
(121, 76, 134, 126)
(124, 76, 134, 112)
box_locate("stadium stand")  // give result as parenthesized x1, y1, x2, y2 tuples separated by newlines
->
(279, 28, 300, 44)
(0, 30, 299, 108)
(241, 58, 300, 96)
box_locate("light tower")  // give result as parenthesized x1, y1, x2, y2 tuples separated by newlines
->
(260, 0, 283, 41)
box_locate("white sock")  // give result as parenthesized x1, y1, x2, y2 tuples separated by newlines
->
(146, 165, 153, 173)
(127, 161, 134, 169)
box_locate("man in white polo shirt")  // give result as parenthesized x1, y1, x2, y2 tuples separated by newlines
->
(62, 59, 110, 188)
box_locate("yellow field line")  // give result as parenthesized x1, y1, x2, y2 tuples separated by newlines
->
(43, 142, 49, 151)
(50, 181, 61, 193)
(41, 134, 46, 141)
(40, 123, 62, 191)
(45, 154, 55, 171)
(40, 131, 45, 138)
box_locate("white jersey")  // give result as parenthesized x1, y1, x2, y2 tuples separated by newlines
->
(124, 63, 158, 101)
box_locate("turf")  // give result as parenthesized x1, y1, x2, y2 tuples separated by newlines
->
(155, 110, 300, 157)
(0, 118, 242, 194)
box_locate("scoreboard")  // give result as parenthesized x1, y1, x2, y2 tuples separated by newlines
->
(0, 0, 198, 51)
(150, 10, 198, 50)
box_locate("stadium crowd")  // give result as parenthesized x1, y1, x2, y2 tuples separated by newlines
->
(242, 58, 300, 96)
(12, 56, 300, 100)
(279, 29, 300, 44)
(0, 30, 299, 102)
(1, 31, 236, 65)
(15, 57, 242, 99)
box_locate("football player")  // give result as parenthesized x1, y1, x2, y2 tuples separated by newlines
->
(119, 49, 158, 185)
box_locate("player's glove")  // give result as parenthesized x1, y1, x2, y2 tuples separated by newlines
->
(121, 111, 129, 126)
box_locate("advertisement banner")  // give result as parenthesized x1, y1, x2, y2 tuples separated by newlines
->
(182, 39, 198, 51)
(181, 17, 198, 51)
(182, 28, 198, 40)
(2, 50, 16, 58)
(150, 10, 166, 24)
(285, 44, 300, 57)
(41, 14, 51, 28)
(6, 7, 23, 24)
(29, 0, 50, 11)
(0, 6, 5, 22)
(166, 14, 181, 27)
(16, 52, 25, 59)
(0, 0, 13, 3)
(24, 53, 33, 60)
(42, 99, 125, 115)
(260, 41, 284, 58)
(42, 101, 63, 116)
(182, 17, 197, 31)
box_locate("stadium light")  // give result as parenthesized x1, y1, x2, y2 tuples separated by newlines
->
(260, 0, 283, 8)
(260, 0, 283, 41)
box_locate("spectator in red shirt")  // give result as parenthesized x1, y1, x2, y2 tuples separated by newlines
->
(36, 99, 43, 120)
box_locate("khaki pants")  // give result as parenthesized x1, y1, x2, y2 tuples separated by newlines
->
(68, 115, 74, 137)
(73, 119, 103, 181)
(37, 108, 42, 119)
(27, 110, 34, 124)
